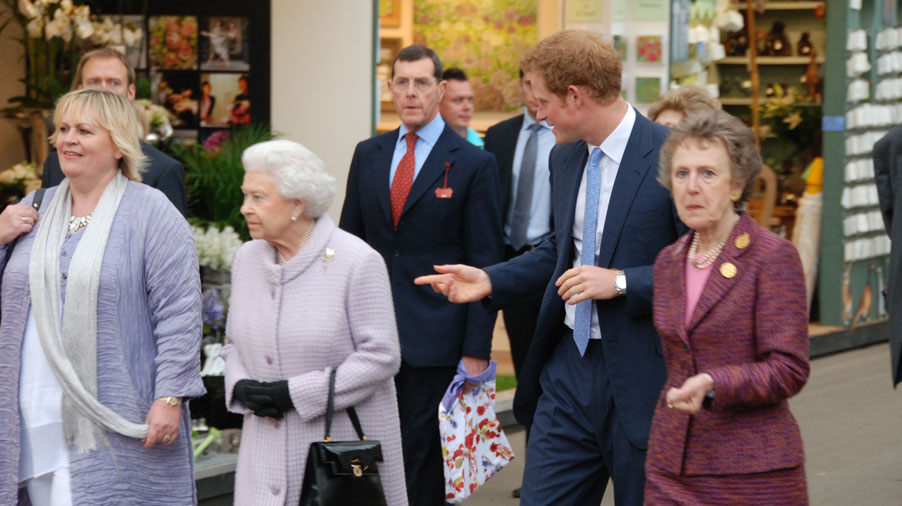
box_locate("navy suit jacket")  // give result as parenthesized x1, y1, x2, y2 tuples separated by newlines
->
(42, 141, 187, 216)
(486, 112, 686, 449)
(340, 124, 503, 368)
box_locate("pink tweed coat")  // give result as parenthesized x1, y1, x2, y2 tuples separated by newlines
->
(646, 212, 810, 477)
(222, 215, 407, 505)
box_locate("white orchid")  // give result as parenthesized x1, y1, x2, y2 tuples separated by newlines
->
(25, 17, 44, 38)
(59, 0, 73, 14)
(123, 26, 140, 46)
(18, 0, 38, 19)
(74, 18, 93, 39)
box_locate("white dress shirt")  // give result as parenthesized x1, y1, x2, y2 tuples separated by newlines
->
(564, 105, 637, 339)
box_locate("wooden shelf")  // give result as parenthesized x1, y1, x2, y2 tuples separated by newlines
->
(717, 56, 825, 65)
(738, 1, 824, 10)
(720, 97, 756, 105)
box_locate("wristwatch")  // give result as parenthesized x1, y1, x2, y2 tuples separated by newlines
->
(614, 270, 627, 296)
(157, 396, 182, 407)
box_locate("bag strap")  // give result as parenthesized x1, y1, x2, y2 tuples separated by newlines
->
(322, 368, 368, 442)
(4, 188, 46, 255)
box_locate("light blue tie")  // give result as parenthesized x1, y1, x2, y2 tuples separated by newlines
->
(573, 147, 604, 357)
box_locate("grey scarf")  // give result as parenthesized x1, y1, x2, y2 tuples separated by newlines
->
(29, 172, 149, 453)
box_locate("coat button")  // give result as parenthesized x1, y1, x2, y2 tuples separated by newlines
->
(273, 421, 280, 429)
(683, 344, 689, 353)
(270, 486, 280, 495)
(265, 356, 273, 365)
(61, 250, 67, 257)
(393, 250, 399, 256)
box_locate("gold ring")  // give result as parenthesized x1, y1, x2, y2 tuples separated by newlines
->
(21, 216, 28, 223)
(666, 402, 674, 409)
(163, 434, 171, 442)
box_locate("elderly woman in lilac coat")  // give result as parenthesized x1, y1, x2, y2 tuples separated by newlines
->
(223, 140, 407, 505)
(0, 88, 204, 505)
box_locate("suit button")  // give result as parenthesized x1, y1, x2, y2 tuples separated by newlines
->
(270, 486, 280, 495)
(393, 250, 400, 256)
(273, 421, 280, 429)
(265, 355, 273, 365)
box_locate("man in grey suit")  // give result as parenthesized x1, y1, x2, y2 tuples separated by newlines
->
(875, 125, 902, 386)
(42, 48, 187, 216)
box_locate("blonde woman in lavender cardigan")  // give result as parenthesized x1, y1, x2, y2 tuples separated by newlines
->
(222, 140, 407, 505)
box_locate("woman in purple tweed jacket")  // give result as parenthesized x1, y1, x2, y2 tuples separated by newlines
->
(222, 140, 406, 505)
(645, 110, 810, 504)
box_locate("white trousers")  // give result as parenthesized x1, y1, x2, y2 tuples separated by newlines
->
(22, 467, 72, 506)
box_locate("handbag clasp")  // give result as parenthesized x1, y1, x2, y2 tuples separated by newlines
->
(351, 458, 367, 478)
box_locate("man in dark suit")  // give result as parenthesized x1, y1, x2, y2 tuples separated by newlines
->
(875, 125, 902, 386)
(416, 31, 685, 505)
(484, 68, 555, 389)
(339, 44, 502, 506)
(42, 48, 187, 216)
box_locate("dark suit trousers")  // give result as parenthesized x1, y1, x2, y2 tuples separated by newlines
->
(394, 361, 457, 506)
(502, 245, 543, 381)
(521, 332, 647, 506)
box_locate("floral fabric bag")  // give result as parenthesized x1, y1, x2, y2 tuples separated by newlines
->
(438, 360, 514, 503)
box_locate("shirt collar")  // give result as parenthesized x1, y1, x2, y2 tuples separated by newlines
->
(522, 107, 551, 131)
(398, 114, 445, 147)
(585, 104, 636, 165)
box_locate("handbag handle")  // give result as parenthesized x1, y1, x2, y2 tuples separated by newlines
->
(322, 368, 368, 442)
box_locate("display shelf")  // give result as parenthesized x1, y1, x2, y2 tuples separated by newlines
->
(717, 56, 825, 65)
(737, 1, 824, 10)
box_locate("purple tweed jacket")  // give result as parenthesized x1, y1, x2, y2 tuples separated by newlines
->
(646, 212, 810, 476)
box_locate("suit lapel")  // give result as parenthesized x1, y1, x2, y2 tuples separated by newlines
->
(597, 113, 654, 268)
(372, 130, 398, 225)
(686, 213, 758, 333)
(401, 126, 460, 217)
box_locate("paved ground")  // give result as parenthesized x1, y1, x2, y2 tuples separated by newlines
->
(466, 342, 902, 505)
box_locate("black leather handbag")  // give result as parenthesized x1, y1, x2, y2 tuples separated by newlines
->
(299, 369, 387, 506)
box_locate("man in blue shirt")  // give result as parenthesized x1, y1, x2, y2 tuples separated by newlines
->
(439, 68, 484, 148)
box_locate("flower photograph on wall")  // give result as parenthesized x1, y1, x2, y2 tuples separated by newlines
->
(414, 0, 537, 112)
(149, 15, 198, 70)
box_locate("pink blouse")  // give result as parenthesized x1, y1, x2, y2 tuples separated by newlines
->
(684, 255, 715, 328)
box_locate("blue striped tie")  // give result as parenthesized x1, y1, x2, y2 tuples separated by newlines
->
(573, 147, 604, 357)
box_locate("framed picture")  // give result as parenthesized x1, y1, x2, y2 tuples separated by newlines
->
(199, 17, 250, 71)
(152, 71, 199, 128)
(199, 73, 250, 127)
(92, 0, 271, 143)
(148, 16, 199, 70)
(380, 0, 402, 27)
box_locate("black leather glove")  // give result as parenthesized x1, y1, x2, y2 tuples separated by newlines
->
(233, 379, 282, 418)
(262, 380, 294, 414)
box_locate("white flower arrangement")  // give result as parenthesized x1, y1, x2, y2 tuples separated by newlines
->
(192, 224, 243, 271)
(17, 0, 142, 45)
(133, 99, 174, 143)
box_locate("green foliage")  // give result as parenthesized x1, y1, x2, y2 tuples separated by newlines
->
(170, 124, 277, 241)
(496, 374, 517, 392)
(413, 0, 537, 112)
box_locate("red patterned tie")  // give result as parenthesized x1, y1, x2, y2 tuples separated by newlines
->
(390, 132, 417, 229)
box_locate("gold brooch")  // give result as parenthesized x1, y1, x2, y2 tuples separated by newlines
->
(720, 262, 737, 279)
(735, 233, 750, 249)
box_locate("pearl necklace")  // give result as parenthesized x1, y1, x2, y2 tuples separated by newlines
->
(277, 222, 314, 264)
(688, 214, 740, 269)
(68, 211, 95, 233)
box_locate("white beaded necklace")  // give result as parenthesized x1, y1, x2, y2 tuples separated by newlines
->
(68, 211, 95, 233)
(276, 222, 314, 264)
(688, 214, 740, 269)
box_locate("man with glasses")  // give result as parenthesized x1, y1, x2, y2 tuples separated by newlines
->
(339, 44, 502, 506)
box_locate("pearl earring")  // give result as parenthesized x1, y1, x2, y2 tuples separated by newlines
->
(290, 215, 297, 221)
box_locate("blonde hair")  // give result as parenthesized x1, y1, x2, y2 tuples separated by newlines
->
(50, 88, 146, 181)
(520, 30, 622, 103)
(648, 85, 722, 122)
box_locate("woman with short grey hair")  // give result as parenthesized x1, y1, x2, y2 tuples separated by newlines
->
(222, 139, 407, 505)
